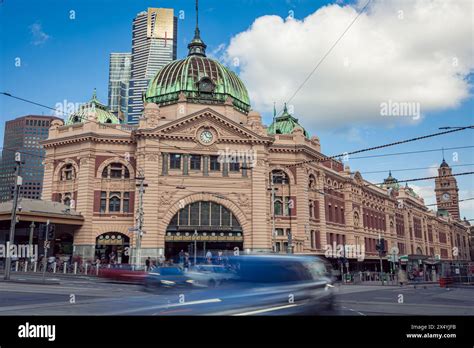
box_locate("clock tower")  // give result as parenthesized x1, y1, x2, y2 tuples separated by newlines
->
(435, 159, 460, 220)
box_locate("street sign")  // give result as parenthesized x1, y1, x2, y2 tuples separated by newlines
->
(388, 255, 399, 262)
(44, 241, 50, 249)
(128, 227, 138, 233)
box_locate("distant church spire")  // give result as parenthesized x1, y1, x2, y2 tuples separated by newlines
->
(188, 0, 207, 57)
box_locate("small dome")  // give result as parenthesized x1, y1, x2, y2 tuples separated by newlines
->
(267, 103, 309, 138)
(440, 159, 449, 168)
(66, 89, 120, 125)
(383, 171, 400, 190)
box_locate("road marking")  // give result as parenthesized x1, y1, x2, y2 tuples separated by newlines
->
(357, 311, 366, 316)
(233, 304, 299, 316)
(109, 298, 222, 315)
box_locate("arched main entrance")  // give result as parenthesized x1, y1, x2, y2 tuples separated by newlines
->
(165, 201, 243, 262)
(95, 232, 130, 264)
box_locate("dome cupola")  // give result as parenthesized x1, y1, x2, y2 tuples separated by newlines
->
(267, 103, 309, 138)
(144, 0, 250, 114)
(66, 89, 120, 125)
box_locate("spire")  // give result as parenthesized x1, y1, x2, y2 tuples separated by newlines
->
(283, 102, 288, 114)
(188, 0, 207, 57)
(92, 88, 97, 101)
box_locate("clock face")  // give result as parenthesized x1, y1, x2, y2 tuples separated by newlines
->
(442, 192, 451, 202)
(200, 130, 213, 144)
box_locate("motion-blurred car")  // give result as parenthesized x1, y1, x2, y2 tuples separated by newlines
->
(148, 254, 336, 315)
(144, 266, 192, 291)
(98, 264, 147, 284)
(186, 264, 238, 287)
(209, 254, 336, 315)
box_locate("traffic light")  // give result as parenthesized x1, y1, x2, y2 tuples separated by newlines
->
(376, 238, 386, 256)
(39, 224, 47, 239)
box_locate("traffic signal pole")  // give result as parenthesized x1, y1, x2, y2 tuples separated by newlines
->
(4, 152, 22, 281)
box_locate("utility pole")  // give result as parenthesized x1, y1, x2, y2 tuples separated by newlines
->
(4, 152, 22, 281)
(42, 220, 50, 283)
(135, 169, 146, 269)
(271, 172, 276, 252)
(377, 233, 384, 285)
(28, 221, 35, 263)
(194, 230, 198, 266)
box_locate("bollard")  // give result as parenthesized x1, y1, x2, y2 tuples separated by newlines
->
(24, 261, 28, 272)
(108, 264, 111, 269)
(15, 261, 19, 272)
(96, 263, 99, 276)
(53, 262, 57, 273)
(33, 262, 37, 273)
(74, 262, 77, 274)
(63, 263, 67, 274)
(85, 263, 88, 275)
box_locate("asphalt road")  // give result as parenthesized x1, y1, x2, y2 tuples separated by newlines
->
(0, 275, 473, 316)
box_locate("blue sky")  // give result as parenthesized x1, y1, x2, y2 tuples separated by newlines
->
(0, 0, 473, 217)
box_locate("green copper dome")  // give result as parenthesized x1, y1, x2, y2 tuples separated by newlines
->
(267, 104, 309, 138)
(144, 6, 250, 114)
(66, 90, 120, 125)
(145, 56, 251, 114)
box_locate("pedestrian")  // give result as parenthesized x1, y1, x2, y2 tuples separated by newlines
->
(145, 257, 151, 271)
(398, 268, 407, 286)
(206, 250, 212, 264)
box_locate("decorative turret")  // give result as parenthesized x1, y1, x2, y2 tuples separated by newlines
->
(65, 89, 120, 125)
(267, 103, 309, 138)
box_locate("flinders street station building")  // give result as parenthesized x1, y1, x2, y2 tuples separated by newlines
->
(36, 24, 471, 271)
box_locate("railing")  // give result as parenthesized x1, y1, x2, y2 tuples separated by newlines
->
(0, 260, 119, 276)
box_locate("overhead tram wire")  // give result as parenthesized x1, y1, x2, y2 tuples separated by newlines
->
(1, 92, 189, 152)
(272, 0, 373, 118)
(286, 125, 474, 168)
(318, 171, 474, 195)
(358, 163, 474, 175)
(424, 198, 474, 207)
(2, 93, 473, 172)
(347, 145, 474, 160)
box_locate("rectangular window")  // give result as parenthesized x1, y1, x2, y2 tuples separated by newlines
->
(190, 202, 200, 225)
(211, 203, 220, 226)
(170, 154, 181, 169)
(210, 156, 220, 171)
(100, 192, 107, 213)
(229, 162, 240, 172)
(123, 192, 130, 213)
(201, 202, 210, 225)
(275, 228, 284, 236)
(190, 155, 201, 170)
(179, 206, 189, 225)
(310, 231, 315, 249)
(315, 231, 321, 249)
(221, 207, 231, 226)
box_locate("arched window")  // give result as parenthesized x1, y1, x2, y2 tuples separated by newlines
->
(109, 193, 121, 212)
(102, 163, 130, 179)
(271, 170, 289, 184)
(168, 201, 241, 229)
(274, 198, 283, 216)
(60, 164, 75, 181)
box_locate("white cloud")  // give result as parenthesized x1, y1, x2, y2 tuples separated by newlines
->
(225, 0, 473, 129)
(30, 22, 50, 46)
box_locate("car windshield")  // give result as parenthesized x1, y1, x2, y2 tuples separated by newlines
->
(155, 267, 183, 275)
(233, 260, 313, 283)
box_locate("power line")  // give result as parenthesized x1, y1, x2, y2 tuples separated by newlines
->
(347, 145, 474, 160)
(358, 163, 474, 175)
(425, 198, 474, 207)
(277, 0, 373, 118)
(0, 92, 185, 151)
(287, 125, 474, 168)
(319, 171, 474, 194)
